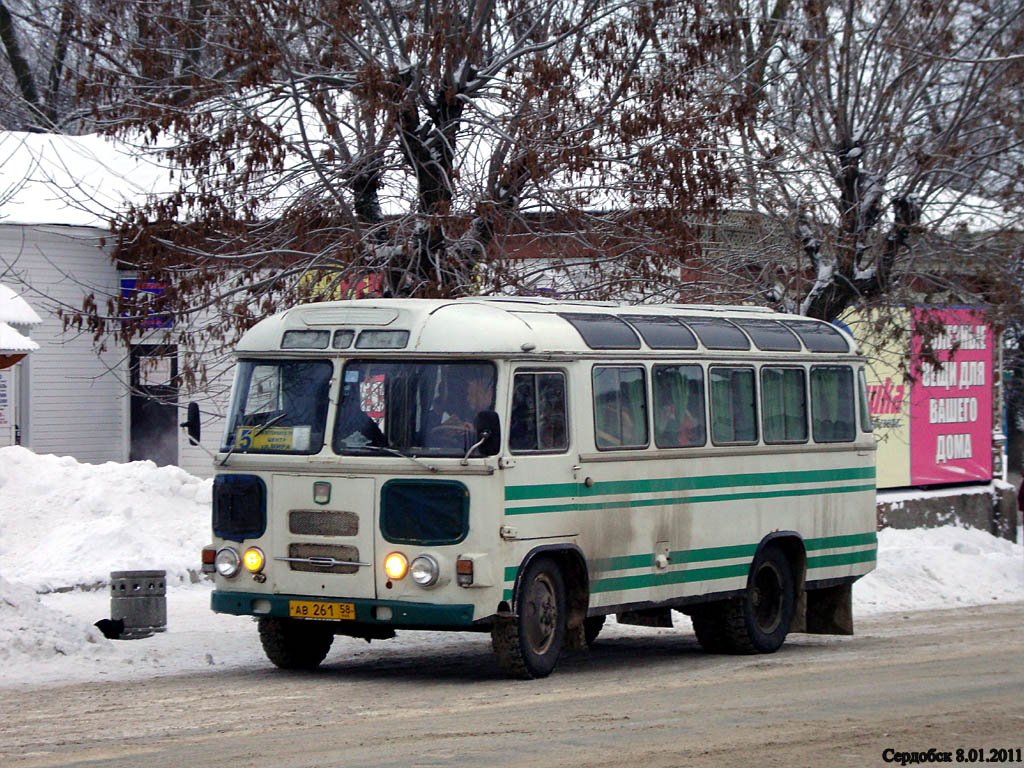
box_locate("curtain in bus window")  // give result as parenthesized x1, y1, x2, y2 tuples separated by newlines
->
(593, 367, 648, 448)
(710, 367, 757, 443)
(811, 366, 856, 442)
(653, 365, 706, 447)
(761, 368, 807, 443)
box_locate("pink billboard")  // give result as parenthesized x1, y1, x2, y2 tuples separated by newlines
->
(909, 307, 993, 485)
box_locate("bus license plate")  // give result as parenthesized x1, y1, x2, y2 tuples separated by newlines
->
(289, 600, 355, 621)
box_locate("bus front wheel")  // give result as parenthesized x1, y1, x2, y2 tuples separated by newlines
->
(492, 556, 567, 678)
(258, 617, 334, 670)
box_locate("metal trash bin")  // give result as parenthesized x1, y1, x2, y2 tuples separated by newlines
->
(110, 570, 167, 639)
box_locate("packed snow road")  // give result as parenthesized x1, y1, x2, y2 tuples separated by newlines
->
(2, 602, 1021, 768)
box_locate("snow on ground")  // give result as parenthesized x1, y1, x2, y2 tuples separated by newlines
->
(0, 446, 211, 593)
(1, 447, 1021, 689)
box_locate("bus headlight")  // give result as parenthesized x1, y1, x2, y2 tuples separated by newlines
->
(384, 552, 408, 580)
(410, 555, 440, 587)
(243, 547, 265, 573)
(215, 547, 241, 578)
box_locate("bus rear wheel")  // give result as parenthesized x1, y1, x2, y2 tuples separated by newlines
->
(722, 545, 795, 654)
(492, 556, 566, 678)
(258, 617, 334, 670)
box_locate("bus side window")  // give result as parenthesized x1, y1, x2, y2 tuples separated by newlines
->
(810, 365, 856, 442)
(709, 366, 758, 444)
(510, 372, 569, 453)
(857, 368, 874, 432)
(593, 366, 648, 449)
(761, 367, 808, 443)
(652, 365, 706, 448)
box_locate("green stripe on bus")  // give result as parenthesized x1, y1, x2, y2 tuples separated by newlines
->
(504, 465, 876, 502)
(805, 531, 877, 551)
(502, 533, 876, 586)
(591, 562, 751, 594)
(590, 543, 758, 573)
(807, 549, 877, 568)
(505, 483, 876, 516)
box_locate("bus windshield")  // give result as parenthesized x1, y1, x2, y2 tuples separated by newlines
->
(222, 360, 333, 454)
(333, 360, 497, 457)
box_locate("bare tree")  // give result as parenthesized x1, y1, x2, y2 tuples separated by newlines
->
(704, 0, 1024, 323)
(0, 0, 80, 130)
(65, 0, 742, 375)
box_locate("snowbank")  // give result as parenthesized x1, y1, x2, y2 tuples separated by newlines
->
(0, 446, 212, 592)
(0, 570, 108, 667)
(0, 446, 1020, 689)
(854, 525, 1023, 614)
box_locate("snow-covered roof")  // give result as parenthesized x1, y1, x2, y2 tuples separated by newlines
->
(0, 321, 39, 353)
(0, 131, 171, 228)
(0, 284, 42, 327)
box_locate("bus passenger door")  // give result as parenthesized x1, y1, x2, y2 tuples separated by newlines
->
(504, 369, 576, 537)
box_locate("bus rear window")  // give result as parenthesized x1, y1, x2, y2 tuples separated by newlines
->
(811, 366, 856, 442)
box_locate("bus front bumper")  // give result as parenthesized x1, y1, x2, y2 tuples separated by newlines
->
(211, 590, 477, 628)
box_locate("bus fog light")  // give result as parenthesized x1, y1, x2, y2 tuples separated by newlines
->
(243, 547, 265, 573)
(410, 555, 440, 587)
(215, 547, 241, 578)
(384, 552, 408, 580)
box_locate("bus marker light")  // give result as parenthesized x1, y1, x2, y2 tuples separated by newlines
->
(201, 547, 216, 573)
(313, 482, 331, 505)
(456, 558, 474, 586)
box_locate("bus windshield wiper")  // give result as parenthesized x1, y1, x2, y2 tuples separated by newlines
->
(219, 413, 287, 467)
(360, 444, 439, 473)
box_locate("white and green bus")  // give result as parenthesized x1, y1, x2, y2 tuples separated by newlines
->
(198, 298, 877, 678)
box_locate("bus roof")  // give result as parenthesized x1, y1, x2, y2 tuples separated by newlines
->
(236, 298, 860, 356)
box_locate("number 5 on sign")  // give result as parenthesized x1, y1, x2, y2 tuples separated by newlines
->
(237, 428, 252, 450)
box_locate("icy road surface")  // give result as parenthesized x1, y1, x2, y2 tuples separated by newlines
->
(1, 603, 1021, 768)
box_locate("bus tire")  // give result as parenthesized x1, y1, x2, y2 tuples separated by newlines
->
(691, 608, 728, 653)
(258, 617, 334, 670)
(491, 556, 566, 678)
(584, 615, 606, 647)
(722, 546, 795, 654)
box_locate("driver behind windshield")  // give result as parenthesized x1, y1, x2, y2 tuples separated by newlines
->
(427, 370, 495, 449)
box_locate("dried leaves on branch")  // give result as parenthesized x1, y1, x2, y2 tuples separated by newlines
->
(67, 0, 742, 360)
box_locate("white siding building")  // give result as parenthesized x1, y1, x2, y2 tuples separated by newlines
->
(0, 132, 227, 476)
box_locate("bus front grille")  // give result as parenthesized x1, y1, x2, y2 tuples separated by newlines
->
(285, 543, 362, 574)
(289, 509, 358, 537)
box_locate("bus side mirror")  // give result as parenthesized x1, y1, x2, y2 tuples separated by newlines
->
(181, 401, 201, 446)
(474, 410, 501, 456)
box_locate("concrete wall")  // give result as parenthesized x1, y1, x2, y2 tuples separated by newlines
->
(877, 483, 1020, 542)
